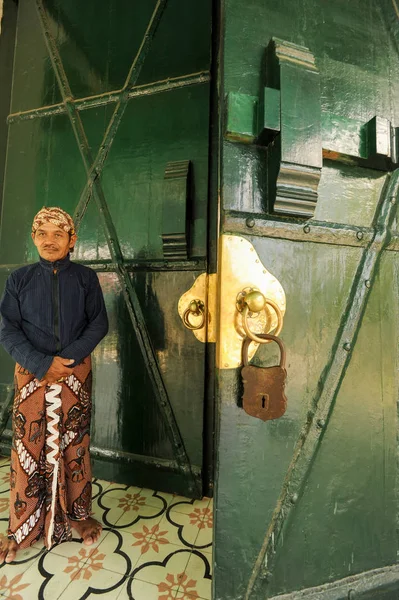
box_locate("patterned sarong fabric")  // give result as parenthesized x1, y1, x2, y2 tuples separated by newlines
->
(8, 358, 92, 549)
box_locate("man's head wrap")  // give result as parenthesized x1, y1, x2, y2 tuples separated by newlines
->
(32, 207, 75, 235)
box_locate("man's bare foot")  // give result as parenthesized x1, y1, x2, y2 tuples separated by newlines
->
(69, 517, 102, 546)
(0, 536, 19, 563)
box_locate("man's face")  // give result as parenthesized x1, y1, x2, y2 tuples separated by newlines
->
(31, 222, 77, 262)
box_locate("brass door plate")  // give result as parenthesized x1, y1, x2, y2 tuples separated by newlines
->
(217, 235, 286, 369)
(177, 235, 286, 369)
(178, 273, 217, 343)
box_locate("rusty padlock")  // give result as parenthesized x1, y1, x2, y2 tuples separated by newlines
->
(241, 333, 287, 421)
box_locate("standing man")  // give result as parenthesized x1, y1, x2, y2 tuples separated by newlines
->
(0, 207, 108, 562)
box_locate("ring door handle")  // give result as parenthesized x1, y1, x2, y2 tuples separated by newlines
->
(182, 299, 206, 331)
(238, 290, 283, 343)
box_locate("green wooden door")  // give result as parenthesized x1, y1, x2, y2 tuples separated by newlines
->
(0, 0, 213, 499)
(214, 0, 399, 598)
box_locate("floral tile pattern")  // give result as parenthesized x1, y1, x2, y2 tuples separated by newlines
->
(0, 455, 213, 600)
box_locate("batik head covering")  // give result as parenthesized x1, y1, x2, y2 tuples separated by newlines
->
(32, 207, 75, 235)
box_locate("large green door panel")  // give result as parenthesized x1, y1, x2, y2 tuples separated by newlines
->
(90, 270, 207, 464)
(0, 0, 213, 498)
(9, 0, 211, 111)
(215, 0, 399, 597)
(0, 0, 17, 220)
(214, 240, 363, 599)
(269, 252, 399, 596)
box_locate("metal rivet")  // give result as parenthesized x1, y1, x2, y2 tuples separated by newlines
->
(356, 231, 363, 240)
(290, 493, 298, 504)
(343, 342, 351, 351)
(303, 225, 310, 234)
(263, 270, 267, 274)
(365, 280, 371, 288)
(246, 218, 255, 228)
(224, 363, 229, 368)
(317, 419, 325, 428)
(256, 259, 259, 263)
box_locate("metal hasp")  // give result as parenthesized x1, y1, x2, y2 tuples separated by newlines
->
(162, 160, 191, 260)
(218, 235, 286, 368)
(226, 38, 322, 218)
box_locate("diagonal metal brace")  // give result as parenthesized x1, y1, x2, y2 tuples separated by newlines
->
(244, 167, 399, 599)
(35, 0, 201, 497)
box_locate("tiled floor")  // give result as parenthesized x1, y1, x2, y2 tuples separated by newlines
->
(0, 456, 213, 600)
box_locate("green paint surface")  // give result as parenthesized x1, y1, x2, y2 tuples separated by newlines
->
(216, 0, 399, 597)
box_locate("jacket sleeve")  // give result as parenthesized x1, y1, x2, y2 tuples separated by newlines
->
(0, 273, 54, 380)
(59, 270, 108, 365)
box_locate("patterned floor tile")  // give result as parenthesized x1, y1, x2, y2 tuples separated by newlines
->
(193, 519, 213, 552)
(128, 577, 180, 600)
(1, 552, 72, 600)
(92, 477, 113, 499)
(0, 559, 42, 599)
(0, 456, 213, 600)
(93, 528, 143, 575)
(99, 486, 168, 531)
(47, 530, 110, 560)
(158, 510, 200, 548)
(0, 498, 8, 520)
(0, 467, 9, 496)
(0, 464, 10, 490)
(39, 548, 126, 600)
(176, 550, 212, 600)
(139, 487, 180, 510)
(132, 546, 192, 586)
(0, 519, 8, 538)
(167, 497, 211, 516)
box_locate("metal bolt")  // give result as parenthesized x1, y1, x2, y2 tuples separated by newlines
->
(303, 225, 310, 234)
(317, 419, 325, 429)
(290, 493, 298, 504)
(246, 217, 255, 228)
(224, 363, 229, 368)
(365, 279, 371, 288)
(343, 342, 351, 351)
(356, 231, 363, 240)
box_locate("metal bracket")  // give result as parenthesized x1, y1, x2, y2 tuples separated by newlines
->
(226, 38, 399, 219)
(162, 160, 191, 260)
(226, 38, 322, 218)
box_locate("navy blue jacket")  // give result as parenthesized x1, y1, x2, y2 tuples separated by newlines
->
(0, 254, 108, 380)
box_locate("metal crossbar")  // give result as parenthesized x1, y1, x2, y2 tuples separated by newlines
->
(34, 0, 201, 497)
(245, 168, 399, 598)
(7, 72, 210, 124)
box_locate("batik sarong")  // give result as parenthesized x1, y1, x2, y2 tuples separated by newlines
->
(8, 357, 92, 549)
